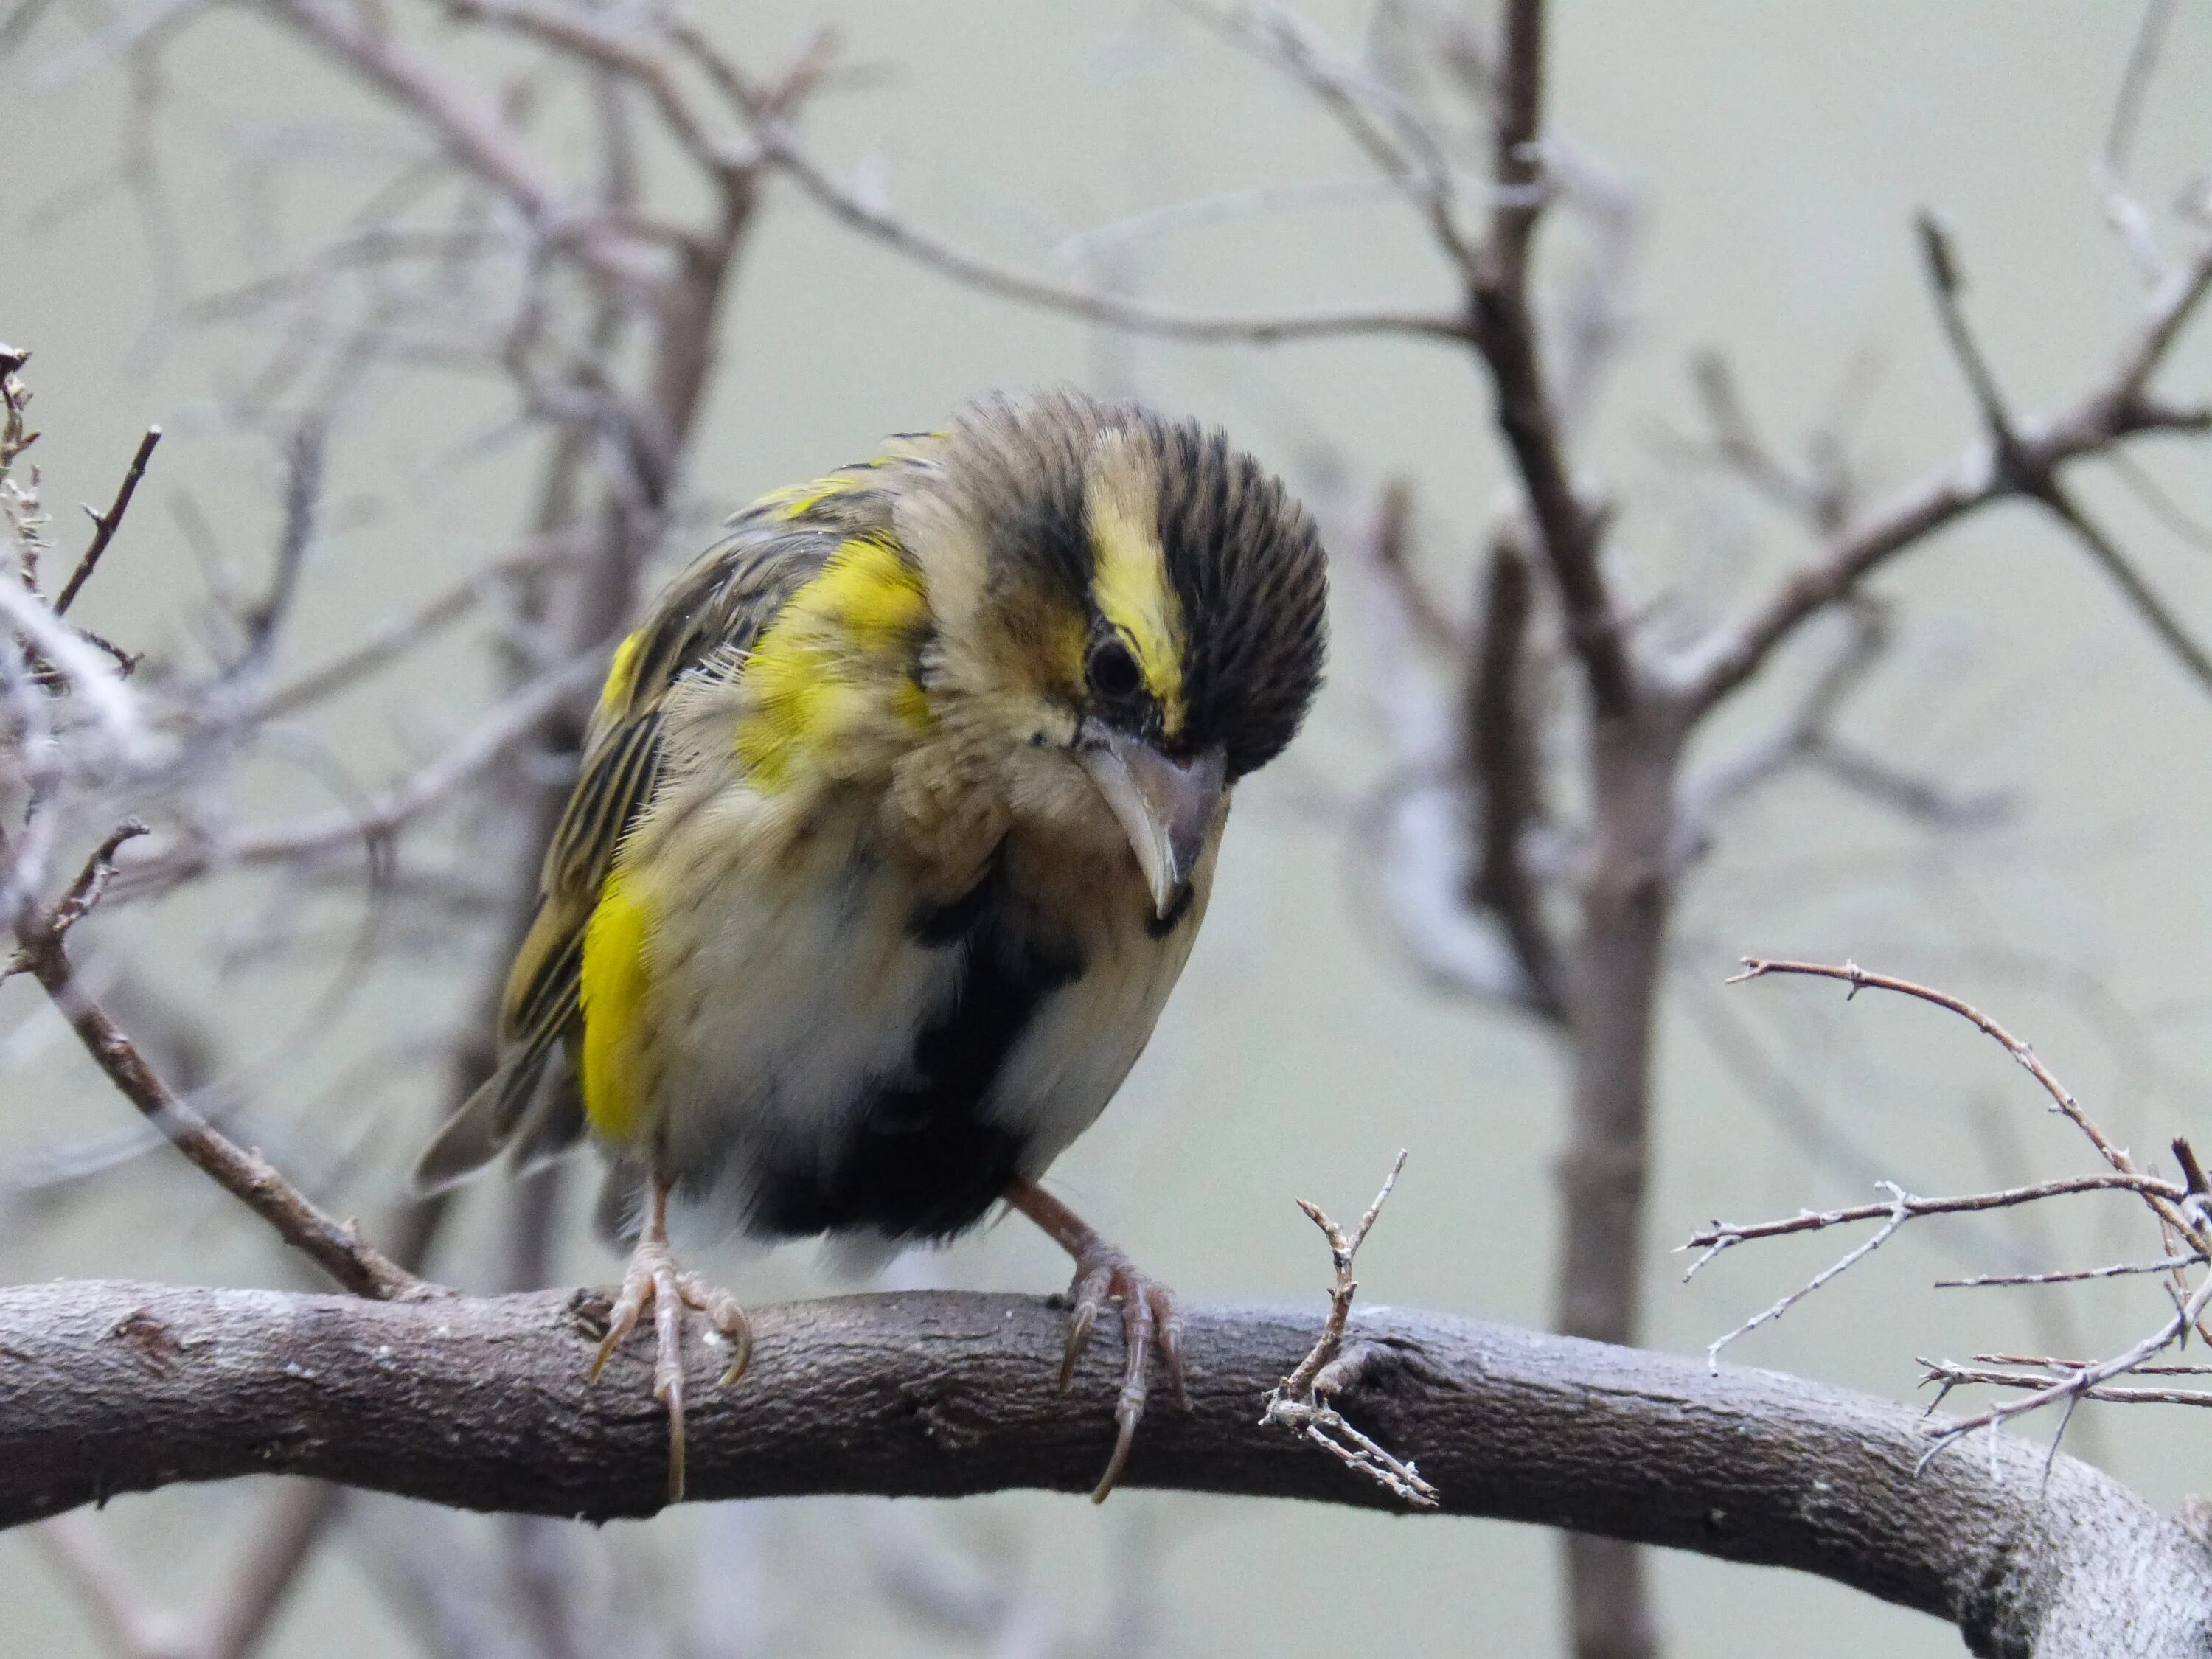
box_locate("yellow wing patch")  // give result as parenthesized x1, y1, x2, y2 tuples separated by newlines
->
(599, 627, 647, 717)
(1086, 450, 1186, 733)
(734, 534, 933, 793)
(580, 866, 654, 1147)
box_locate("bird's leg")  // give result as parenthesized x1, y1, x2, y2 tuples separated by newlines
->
(1004, 1175, 1188, 1502)
(588, 1178, 754, 1503)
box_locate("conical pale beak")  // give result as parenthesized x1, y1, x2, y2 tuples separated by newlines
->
(1077, 725, 1227, 919)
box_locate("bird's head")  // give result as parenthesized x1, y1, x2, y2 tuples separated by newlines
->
(898, 390, 1328, 919)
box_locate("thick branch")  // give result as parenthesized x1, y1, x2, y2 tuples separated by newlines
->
(4, 1282, 2210, 1655)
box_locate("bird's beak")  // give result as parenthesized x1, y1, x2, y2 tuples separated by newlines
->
(1076, 723, 1227, 919)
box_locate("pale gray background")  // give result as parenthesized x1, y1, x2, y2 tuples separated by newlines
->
(6, 2, 2212, 1653)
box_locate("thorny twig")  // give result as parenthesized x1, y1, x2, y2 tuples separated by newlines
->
(54, 425, 159, 616)
(1703, 958, 2212, 1467)
(1259, 1150, 1438, 1508)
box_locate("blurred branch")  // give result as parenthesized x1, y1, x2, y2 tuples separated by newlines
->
(1467, 0, 1631, 720)
(6, 1281, 2211, 1655)
(1461, 535, 1565, 1018)
(1917, 210, 2212, 697)
(3, 824, 428, 1301)
(1680, 229, 2212, 717)
(267, 0, 665, 291)
(1666, 597, 2009, 866)
(123, 650, 602, 891)
(251, 531, 582, 723)
(742, 116, 1467, 345)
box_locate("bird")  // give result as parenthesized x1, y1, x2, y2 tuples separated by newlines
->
(413, 387, 1328, 1503)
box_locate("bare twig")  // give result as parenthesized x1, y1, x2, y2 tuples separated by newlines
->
(1919, 1274, 2212, 1465)
(54, 425, 159, 616)
(1260, 1150, 1437, 1508)
(1936, 1255, 2205, 1290)
(1922, 1361, 2212, 1410)
(1700, 1183, 1913, 1370)
(1726, 958, 2202, 1245)
(1684, 1172, 2187, 1270)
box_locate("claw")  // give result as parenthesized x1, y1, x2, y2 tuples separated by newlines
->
(585, 1182, 751, 1505)
(677, 1271, 754, 1388)
(1060, 1264, 1110, 1392)
(1004, 1178, 1192, 1501)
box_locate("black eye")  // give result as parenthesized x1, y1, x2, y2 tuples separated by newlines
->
(1088, 635, 1143, 700)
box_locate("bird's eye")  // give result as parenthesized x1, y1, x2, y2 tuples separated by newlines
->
(1088, 636, 1143, 700)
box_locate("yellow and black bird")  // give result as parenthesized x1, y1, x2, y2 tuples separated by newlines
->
(414, 388, 1328, 1500)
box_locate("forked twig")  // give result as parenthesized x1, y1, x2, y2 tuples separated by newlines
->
(1259, 1150, 1438, 1508)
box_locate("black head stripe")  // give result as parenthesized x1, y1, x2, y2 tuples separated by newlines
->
(1146, 417, 1328, 779)
(941, 389, 1329, 778)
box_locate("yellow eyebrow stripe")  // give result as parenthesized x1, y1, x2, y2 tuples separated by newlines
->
(1087, 465, 1185, 731)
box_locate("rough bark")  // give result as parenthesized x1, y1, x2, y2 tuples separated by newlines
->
(4, 1281, 2208, 1657)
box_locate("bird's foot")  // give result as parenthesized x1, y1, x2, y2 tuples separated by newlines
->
(1058, 1234, 1188, 1500)
(587, 1190, 752, 1503)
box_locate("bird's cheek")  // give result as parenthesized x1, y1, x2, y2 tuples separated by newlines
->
(1004, 747, 1113, 837)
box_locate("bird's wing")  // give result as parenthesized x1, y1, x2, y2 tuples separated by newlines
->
(409, 491, 891, 1192)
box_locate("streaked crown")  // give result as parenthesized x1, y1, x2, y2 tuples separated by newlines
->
(933, 389, 1329, 781)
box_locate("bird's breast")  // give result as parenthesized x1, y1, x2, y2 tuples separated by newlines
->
(627, 793, 1209, 1243)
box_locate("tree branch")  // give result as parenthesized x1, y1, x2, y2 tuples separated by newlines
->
(54, 425, 159, 617)
(1461, 535, 1566, 1018)
(1679, 233, 2212, 717)
(4, 1281, 2210, 1655)
(1465, 0, 1633, 721)
(744, 113, 1467, 346)
(5, 832, 426, 1302)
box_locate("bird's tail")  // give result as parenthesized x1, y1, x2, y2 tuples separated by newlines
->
(408, 1034, 572, 1194)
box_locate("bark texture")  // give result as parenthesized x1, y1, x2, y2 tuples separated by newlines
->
(4, 1281, 2209, 1656)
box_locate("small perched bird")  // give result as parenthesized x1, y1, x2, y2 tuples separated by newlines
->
(414, 389, 1327, 1500)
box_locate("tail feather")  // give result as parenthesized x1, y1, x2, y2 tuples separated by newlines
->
(508, 1070, 587, 1180)
(409, 1043, 556, 1194)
